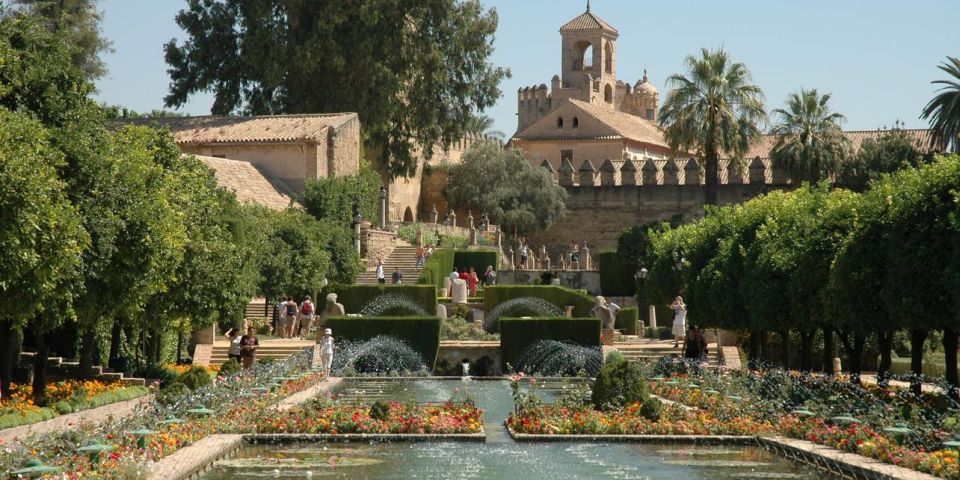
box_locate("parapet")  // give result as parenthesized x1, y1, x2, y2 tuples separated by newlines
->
(541, 158, 783, 188)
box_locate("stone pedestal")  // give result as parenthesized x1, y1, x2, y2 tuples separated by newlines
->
(648, 305, 657, 329)
(451, 279, 468, 304)
(601, 328, 616, 346)
(564, 306, 574, 317)
(833, 357, 842, 373)
(436, 304, 448, 321)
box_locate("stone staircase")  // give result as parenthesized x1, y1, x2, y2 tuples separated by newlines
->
(208, 340, 313, 366)
(613, 340, 724, 368)
(355, 245, 423, 285)
(18, 352, 147, 386)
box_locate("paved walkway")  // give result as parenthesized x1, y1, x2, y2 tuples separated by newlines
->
(762, 436, 938, 480)
(0, 394, 153, 446)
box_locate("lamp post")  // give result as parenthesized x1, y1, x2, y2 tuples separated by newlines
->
(379, 185, 387, 230)
(634, 263, 648, 333)
(353, 206, 363, 256)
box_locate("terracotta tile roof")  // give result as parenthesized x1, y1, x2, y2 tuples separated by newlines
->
(739, 129, 937, 160)
(193, 155, 298, 210)
(568, 99, 667, 147)
(559, 10, 617, 34)
(122, 113, 357, 145)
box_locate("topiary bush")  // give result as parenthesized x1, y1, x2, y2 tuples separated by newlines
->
(156, 382, 190, 406)
(327, 284, 437, 315)
(590, 356, 648, 411)
(639, 397, 662, 421)
(483, 285, 594, 317)
(218, 359, 241, 377)
(614, 307, 639, 335)
(369, 400, 390, 421)
(418, 248, 455, 290)
(178, 366, 213, 391)
(499, 317, 601, 369)
(326, 316, 441, 369)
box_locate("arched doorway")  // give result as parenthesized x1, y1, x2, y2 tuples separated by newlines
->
(403, 206, 414, 222)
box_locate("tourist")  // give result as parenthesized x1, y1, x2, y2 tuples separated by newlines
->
(392, 267, 403, 284)
(284, 296, 298, 338)
(299, 296, 315, 337)
(570, 242, 580, 269)
(683, 326, 707, 362)
(416, 244, 425, 268)
(239, 326, 259, 369)
(519, 241, 528, 269)
(670, 296, 687, 348)
(425, 245, 434, 261)
(274, 294, 288, 336)
(319, 328, 334, 380)
(225, 327, 242, 364)
(376, 257, 385, 285)
(466, 267, 479, 296)
(448, 268, 460, 296)
(483, 265, 496, 286)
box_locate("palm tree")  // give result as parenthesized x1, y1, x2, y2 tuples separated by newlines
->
(659, 48, 767, 205)
(769, 89, 850, 183)
(921, 56, 960, 153)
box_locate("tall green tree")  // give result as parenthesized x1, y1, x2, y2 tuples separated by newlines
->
(835, 124, 930, 191)
(769, 89, 850, 183)
(303, 161, 382, 227)
(9, 0, 113, 80)
(921, 56, 960, 153)
(659, 48, 767, 205)
(163, 0, 510, 178)
(446, 142, 567, 236)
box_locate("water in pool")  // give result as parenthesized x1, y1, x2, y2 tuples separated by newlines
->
(199, 379, 829, 480)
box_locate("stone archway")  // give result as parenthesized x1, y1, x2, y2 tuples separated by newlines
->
(403, 206, 414, 222)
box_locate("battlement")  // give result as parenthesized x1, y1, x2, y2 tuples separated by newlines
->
(545, 156, 788, 187)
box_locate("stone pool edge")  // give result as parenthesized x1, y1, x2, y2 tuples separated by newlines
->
(506, 426, 937, 480)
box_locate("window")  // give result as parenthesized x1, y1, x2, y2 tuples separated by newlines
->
(557, 117, 564, 128)
(583, 44, 593, 69)
(604, 84, 613, 103)
(572, 117, 579, 128)
(645, 109, 654, 120)
(604, 41, 613, 74)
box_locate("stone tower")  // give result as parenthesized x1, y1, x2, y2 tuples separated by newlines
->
(559, 1, 619, 105)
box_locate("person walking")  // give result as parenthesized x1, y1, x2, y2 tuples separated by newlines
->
(299, 296, 315, 337)
(670, 296, 687, 348)
(225, 327, 242, 364)
(392, 267, 403, 285)
(425, 245, 434, 262)
(483, 265, 496, 286)
(570, 242, 581, 269)
(319, 328, 334, 380)
(284, 296, 298, 338)
(239, 326, 259, 369)
(466, 267, 479, 296)
(518, 241, 529, 269)
(416, 245, 425, 268)
(376, 257, 385, 285)
(274, 295, 288, 336)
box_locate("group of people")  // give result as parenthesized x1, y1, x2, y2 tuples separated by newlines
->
(670, 296, 709, 363)
(226, 322, 335, 378)
(449, 266, 496, 296)
(273, 295, 316, 338)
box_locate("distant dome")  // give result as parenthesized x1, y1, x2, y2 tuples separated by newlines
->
(634, 68, 657, 95)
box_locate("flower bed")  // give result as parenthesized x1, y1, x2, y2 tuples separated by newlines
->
(0, 380, 150, 430)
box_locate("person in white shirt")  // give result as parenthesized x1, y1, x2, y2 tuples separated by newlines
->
(376, 257, 385, 285)
(319, 328, 334, 380)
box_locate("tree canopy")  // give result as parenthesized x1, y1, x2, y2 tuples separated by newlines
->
(163, 0, 510, 178)
(769, 89, 850, 183)
(8, 0, 113, 80)
(921, 56, 960, 153)
(446, 142, 567, 236)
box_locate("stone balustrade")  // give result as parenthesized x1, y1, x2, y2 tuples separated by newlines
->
(550, 157, 782, 187)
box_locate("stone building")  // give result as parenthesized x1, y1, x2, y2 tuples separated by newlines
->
(125, 113, 361, 193)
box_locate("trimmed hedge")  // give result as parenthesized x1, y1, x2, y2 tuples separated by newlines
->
(326, 316, 441, 368)
(418, 248, 455, 290)
(483, 285, 595, 317)
(596, 249, 637, 296)
(615, 307, 639, 335)
(0, 386, 150, 430)
(499, 317, 601, 368)
(454, 249, 499, 276)
(326, 284, 437, 315)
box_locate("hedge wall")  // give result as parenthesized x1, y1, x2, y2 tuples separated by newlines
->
(499, 317, 602, 369)
(483, 285, 595, 317)
(326, 316, 441, 368)
(615, 307, 639, 335)
(596, 249, 636, 296)
(326, 285, 437, 315)
(418, 248, 455, 290)
(454, 249, 499, 276)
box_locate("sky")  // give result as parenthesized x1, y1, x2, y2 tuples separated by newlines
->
(93, 0, 960, 136)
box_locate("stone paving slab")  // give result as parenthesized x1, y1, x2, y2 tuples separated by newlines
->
(146, 434, 244, 480)
(760, 436, 939, 480)
(0, 394, 153, 446)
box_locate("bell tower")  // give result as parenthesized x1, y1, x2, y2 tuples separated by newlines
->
(559, 1, 619, 104)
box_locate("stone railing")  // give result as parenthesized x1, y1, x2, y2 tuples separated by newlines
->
(544, 156, 788, 187)
(501, 243, 596, 272)
(360, 226, 396, 267)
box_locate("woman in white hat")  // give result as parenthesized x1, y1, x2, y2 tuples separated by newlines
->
(319, 328, 334, 380)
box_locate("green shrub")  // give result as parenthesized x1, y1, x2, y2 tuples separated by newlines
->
(419, 248, 455, 290)
(156, 382, 190, 405)
(441, 316, 499, 341)
(136, 363, 178, 387)
(615, 307, 639, 335)
(591, 357, 648, 410)
(454, 249, 499, 276)
(54, 400, 73, 414)
(179, 366, 213, 391)
(326, 316, 441, 368)
(644, 326, 673, 340)
(327, 284, 437, 315)
(369, 400, 390, 420)
(483, 285, 595, 317)
(219, 359, 242, 377)
(596, 249, 637, 296)
(639, 398, 662, 421)
(605, 350, 626, 364)
(0, 408, 55, 430)
(499, 317, 601, 368)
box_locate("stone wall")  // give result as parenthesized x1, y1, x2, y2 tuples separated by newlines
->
(497, 270, 602, 296)
(360, 227, 396, 267)
(183, 143, 318, 193)
(328, 116, 361, 177)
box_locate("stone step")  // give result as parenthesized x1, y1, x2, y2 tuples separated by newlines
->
(121, 377, 146, 387)
(97, 372, 123, 381)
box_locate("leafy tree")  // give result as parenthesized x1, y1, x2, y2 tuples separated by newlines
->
(659, 48, 767, 205)
(446, 142, 567, 235)
(163, 0, 509, 178)
(303, 161, 382, 226)
(835, 125, 930, 191)
(0, 109, 87, 399)
(921, 56, 960, 153)
(8, 0, 113, 80)
(769, 89, 850, 183)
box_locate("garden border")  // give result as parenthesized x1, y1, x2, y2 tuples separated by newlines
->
(0, 392, 154, 445)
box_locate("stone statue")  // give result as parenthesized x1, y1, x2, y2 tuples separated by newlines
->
(451, 278, 469, 304)
(590, 295, 619, 330)
(436, 304, 448, 321)
(321, 293, 345, 328)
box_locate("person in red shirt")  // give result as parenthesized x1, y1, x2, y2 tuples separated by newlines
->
(466, 267, 479, 297)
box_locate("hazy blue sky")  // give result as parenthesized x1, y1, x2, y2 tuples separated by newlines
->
(93, 0, 959, 136)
